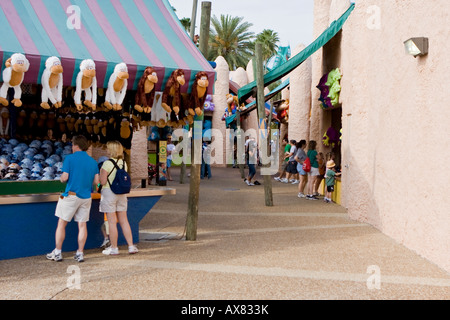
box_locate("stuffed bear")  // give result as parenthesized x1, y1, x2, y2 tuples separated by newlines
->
(190, 71, 209, 116)
(105, 62, 129, 111)
(277, 99, 289, 124)
(161, 69, 185, 115)
(40, 56, 63, 110)
(0, 53, 30, 107)
(226, 93, 238, 115)
(134, 66, 158, 113)
(74, 59, 97, 111)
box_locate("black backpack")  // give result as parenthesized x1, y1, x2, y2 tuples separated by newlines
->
(107, 159, 131, 194)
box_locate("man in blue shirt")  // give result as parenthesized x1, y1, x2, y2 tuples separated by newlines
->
(47, 135, 99, 262)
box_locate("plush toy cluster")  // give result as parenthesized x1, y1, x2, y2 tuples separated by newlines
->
(0, 138, 72, 181)
(0, 53, 213, 166)
(317, 68, 342, 110)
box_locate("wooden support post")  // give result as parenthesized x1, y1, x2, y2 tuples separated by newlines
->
(255, 43, 273, 207)
(186, 1, 211, 241)
(236, 110, 245, 179)
(189, 0, 198, 41)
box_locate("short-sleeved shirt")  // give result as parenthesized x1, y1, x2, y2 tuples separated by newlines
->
(325, 169, 336, 186)
(307, 150, 319, 168)
(295, 148, 307, 163)
(167, 143, 176, 160)
(62, 151, 99, 199)
(284, 144, 291, 161)
(288, 145, 297, 162)
(101, 158, 128, 189)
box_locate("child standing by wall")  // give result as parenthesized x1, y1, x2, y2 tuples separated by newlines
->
(324, 160, 341, 203)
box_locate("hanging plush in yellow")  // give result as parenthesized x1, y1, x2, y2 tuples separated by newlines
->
(40, 56, 63, 110)
(0, 53, 30, 107)
(74, 59, 97, 111)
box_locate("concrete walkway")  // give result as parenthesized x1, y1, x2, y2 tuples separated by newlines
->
(1, 166, 449, 300)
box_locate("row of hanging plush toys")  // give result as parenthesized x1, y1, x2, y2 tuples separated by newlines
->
(0, 55, 134, 153)
(0, 54, 210, 152)
(158, 69, 210, 128)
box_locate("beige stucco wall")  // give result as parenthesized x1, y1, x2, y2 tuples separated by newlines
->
(288, 44, 311, 143)
(311, 0, 450, 272)
(212, 56, 229, 166)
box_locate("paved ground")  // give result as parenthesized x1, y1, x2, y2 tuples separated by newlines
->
(1, 166, 449, 301)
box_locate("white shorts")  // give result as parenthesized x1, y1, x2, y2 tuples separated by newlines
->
(55, 195, 92, 222)
(308, 167, 320, 176)
(100, 188, 128, 213)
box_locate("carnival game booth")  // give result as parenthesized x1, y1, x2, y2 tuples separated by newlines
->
(0, 0, 215, 259)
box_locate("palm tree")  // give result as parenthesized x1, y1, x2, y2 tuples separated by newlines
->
(179, 17, 191, 33)
(256, 29, 280, 64)
(207, 14, 255, 70)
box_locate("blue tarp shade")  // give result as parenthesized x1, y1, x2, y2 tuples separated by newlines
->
(238, 3, 355, 102)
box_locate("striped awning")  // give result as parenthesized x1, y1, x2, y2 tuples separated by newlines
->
(0, 0, 215, 93)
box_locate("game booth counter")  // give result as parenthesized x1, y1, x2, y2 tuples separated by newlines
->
(0, 0, 215, 260)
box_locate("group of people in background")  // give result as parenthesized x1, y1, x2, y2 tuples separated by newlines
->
(274, 138, 340, 203)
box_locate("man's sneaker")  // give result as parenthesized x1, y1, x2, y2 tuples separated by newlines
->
(46, 250, 63, 262)
(280, 178, 288, 183)
(306, 195, 318, 200)
(248, 182, 255, 186)
(128, 246, 139, 254)
(102, 247, 119, 255)
(297, 192, 306, 198)
(246, 180, 250, 186)
(74, 252, 84, 262)
(313, 192, 320, 197)
(291, 180, 299, 184)
(274, 177, 281, 181)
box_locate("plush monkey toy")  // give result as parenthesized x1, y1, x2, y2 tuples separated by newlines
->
(74, 59, 97, 111)
(161, 69, 185, 115)
(134, 66, 158, 113)
(190, 71, 209, 116)
(41, 56, 63, 110)
(0, 53, 30, 107)
(105, 62, 129, 111)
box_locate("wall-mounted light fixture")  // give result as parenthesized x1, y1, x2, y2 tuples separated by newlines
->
(404, 37, 429, 57)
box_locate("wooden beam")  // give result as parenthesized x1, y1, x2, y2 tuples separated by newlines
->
(255, 43, 274, 207)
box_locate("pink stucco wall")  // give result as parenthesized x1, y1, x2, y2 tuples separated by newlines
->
(311, 0, 449, 272)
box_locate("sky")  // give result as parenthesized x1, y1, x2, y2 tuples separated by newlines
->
(168, 0, 315, 49)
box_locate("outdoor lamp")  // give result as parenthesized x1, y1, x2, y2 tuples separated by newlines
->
(404, 37, 429, 57)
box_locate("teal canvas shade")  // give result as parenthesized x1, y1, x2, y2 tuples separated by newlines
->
(238, 3, 355, 102)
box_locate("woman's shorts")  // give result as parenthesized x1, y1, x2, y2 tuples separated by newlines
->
(296, 163, 307, 176)
(308, 167, 320, 176)
(100, 188, 128, 213)
(286, 161, 298, 174)
(55, 195, 92, 222)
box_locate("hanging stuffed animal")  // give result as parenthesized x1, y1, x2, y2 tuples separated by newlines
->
(40, 56, 63, 110)
(161, 69, 185, 115)
(74, 59, 97, 111)
(0, 107, 10, 138)
(190, 71, 209, 116)
(226, 94, 238, 115)
(118, 112, 133, 154)
(134, 66, 158, 113)
(105, 62, 129, 111)
(0, 53, 30, 107)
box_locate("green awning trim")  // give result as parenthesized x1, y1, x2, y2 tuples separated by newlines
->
(238, 3, 355, 102)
